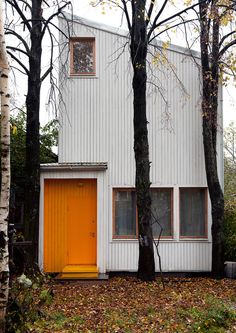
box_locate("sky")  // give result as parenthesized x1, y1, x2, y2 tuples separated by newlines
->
(9, 0, 236, 127)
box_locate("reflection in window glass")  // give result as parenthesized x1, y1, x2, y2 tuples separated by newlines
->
(71, 38, 95, 74)
(180, 188, 206, 237)
(151, 189, 172, 237)
(114, 191, 136, 236)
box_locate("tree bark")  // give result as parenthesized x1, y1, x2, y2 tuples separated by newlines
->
(0, 0, 10, 330)
(131, 0, 155, 281)
(24, 0, 42, 265)
(200, 1, 224, 278)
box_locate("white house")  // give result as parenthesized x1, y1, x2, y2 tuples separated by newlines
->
(39, 14, 223, 278)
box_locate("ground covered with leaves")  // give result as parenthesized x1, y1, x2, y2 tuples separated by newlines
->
(7, 276, 236, 333)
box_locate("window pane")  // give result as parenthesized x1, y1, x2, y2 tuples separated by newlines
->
(72, 39, 94, 74)
(115, 191, 136, 236)
(180, 188, 206, 237)
(151, 189, 172, 237)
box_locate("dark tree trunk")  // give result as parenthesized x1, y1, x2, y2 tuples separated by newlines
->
(131, 0, 155, 281)
(200, 1, 224, 278)
(24, 0, 42, 265)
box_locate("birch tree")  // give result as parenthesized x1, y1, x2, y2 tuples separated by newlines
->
(0, 0, 10, 330)
(5, 0, 71, 265)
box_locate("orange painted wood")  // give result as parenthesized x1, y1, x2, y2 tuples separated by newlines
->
(44, 179, 97, 272)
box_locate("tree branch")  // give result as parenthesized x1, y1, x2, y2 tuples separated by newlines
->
(219, 30, 236, 48)
(5, 28, 31, 54)
(40, 65, 53, 83)
(219, 40, 236, 58)
(7, 50, 29, 75)
(6, 45, 29, 57)
(148, 1, 202, 41)
(146, 0, 156, 26)
(121, 0, 131, 32)
(149, 19, 198, 44)
(147, 0, 168, 39)
(40, 2, 71, 40)
(5, 0, 31, 31)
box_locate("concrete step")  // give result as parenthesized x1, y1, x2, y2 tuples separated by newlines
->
(57, 265, 99, 279)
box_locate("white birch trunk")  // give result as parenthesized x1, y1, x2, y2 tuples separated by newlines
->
(0, 0, 10, 331)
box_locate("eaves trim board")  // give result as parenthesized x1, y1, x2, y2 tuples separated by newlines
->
(40, 162, 108, 172)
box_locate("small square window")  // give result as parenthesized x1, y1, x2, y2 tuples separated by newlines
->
(70, 37, 95, 75)
(180, 188, 207, 237)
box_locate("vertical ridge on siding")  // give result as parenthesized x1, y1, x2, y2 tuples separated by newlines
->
(54, 18, 222, 273)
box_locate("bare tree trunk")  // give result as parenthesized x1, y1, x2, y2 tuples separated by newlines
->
(131, 0, 155, 281)
(24, 0, 42, 265)
(0, 0, 10, 330)
(200, 1, 224, 278)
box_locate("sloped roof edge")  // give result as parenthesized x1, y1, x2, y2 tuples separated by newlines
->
(60, 11, 200, 58)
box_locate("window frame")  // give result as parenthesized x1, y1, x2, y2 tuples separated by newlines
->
(70, 37, 96, 76)
(179, 187, 208, 239)
(112, 187, 173, 240)
(150, 188, 174, 240)
(113, 188, 138, 239)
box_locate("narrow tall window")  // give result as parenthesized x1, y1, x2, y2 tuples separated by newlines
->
(114, 190, 136, 237)
(180, 188, 207, 237)
(151, 189, 172, 237)
(70, 37, 95, 75)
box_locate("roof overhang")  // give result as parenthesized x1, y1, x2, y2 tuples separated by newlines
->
(40, 162, 108, 172)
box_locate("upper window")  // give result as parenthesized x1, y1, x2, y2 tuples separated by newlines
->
(180, 188, 207, 238)
(113, 188, 173, 239)
(70, 37, 95, 76)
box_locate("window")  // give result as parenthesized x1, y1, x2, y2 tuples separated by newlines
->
(151, 189, 172, 237)
(114, 190, 136, 238)
(70, 37, 95, 75)
(180, 188, 207, 237)
(113, 188, 172, 239)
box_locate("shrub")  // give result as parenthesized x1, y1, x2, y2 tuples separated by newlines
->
(224, 210, 236, 262)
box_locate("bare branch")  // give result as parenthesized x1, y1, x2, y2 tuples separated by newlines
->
(5, 28, 31, 54)
(219, 40, 236, 58)
(149, 19, 198, 44)
(6, 45, 29, 57)
(40, 2, 71, 40)
(7, 50, 29, 75)
(147, 0, 168, 39)
(5, 0, 31, 31)
(148, 1, 202, 41)
(121, 0, 131, 32)
(40, 65, 53, 83)
(146, 0, 156, 26)
(219, 30, 236, 48)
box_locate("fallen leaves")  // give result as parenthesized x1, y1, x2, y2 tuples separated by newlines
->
(12, 276, 236, 332)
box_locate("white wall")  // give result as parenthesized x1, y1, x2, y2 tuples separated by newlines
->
(42, 16, 224, 272)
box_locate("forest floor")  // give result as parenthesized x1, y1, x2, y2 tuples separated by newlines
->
(7, 276, 236, 333)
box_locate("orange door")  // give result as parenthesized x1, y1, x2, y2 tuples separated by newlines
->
(44, 179, 97, 272)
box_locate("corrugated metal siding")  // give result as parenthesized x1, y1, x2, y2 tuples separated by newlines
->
(108, 241, 211, 272)
(40, 18, 224, 272)
(59, 20, 209, 187)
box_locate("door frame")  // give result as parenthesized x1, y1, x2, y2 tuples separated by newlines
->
(39, 165, 108, 274)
